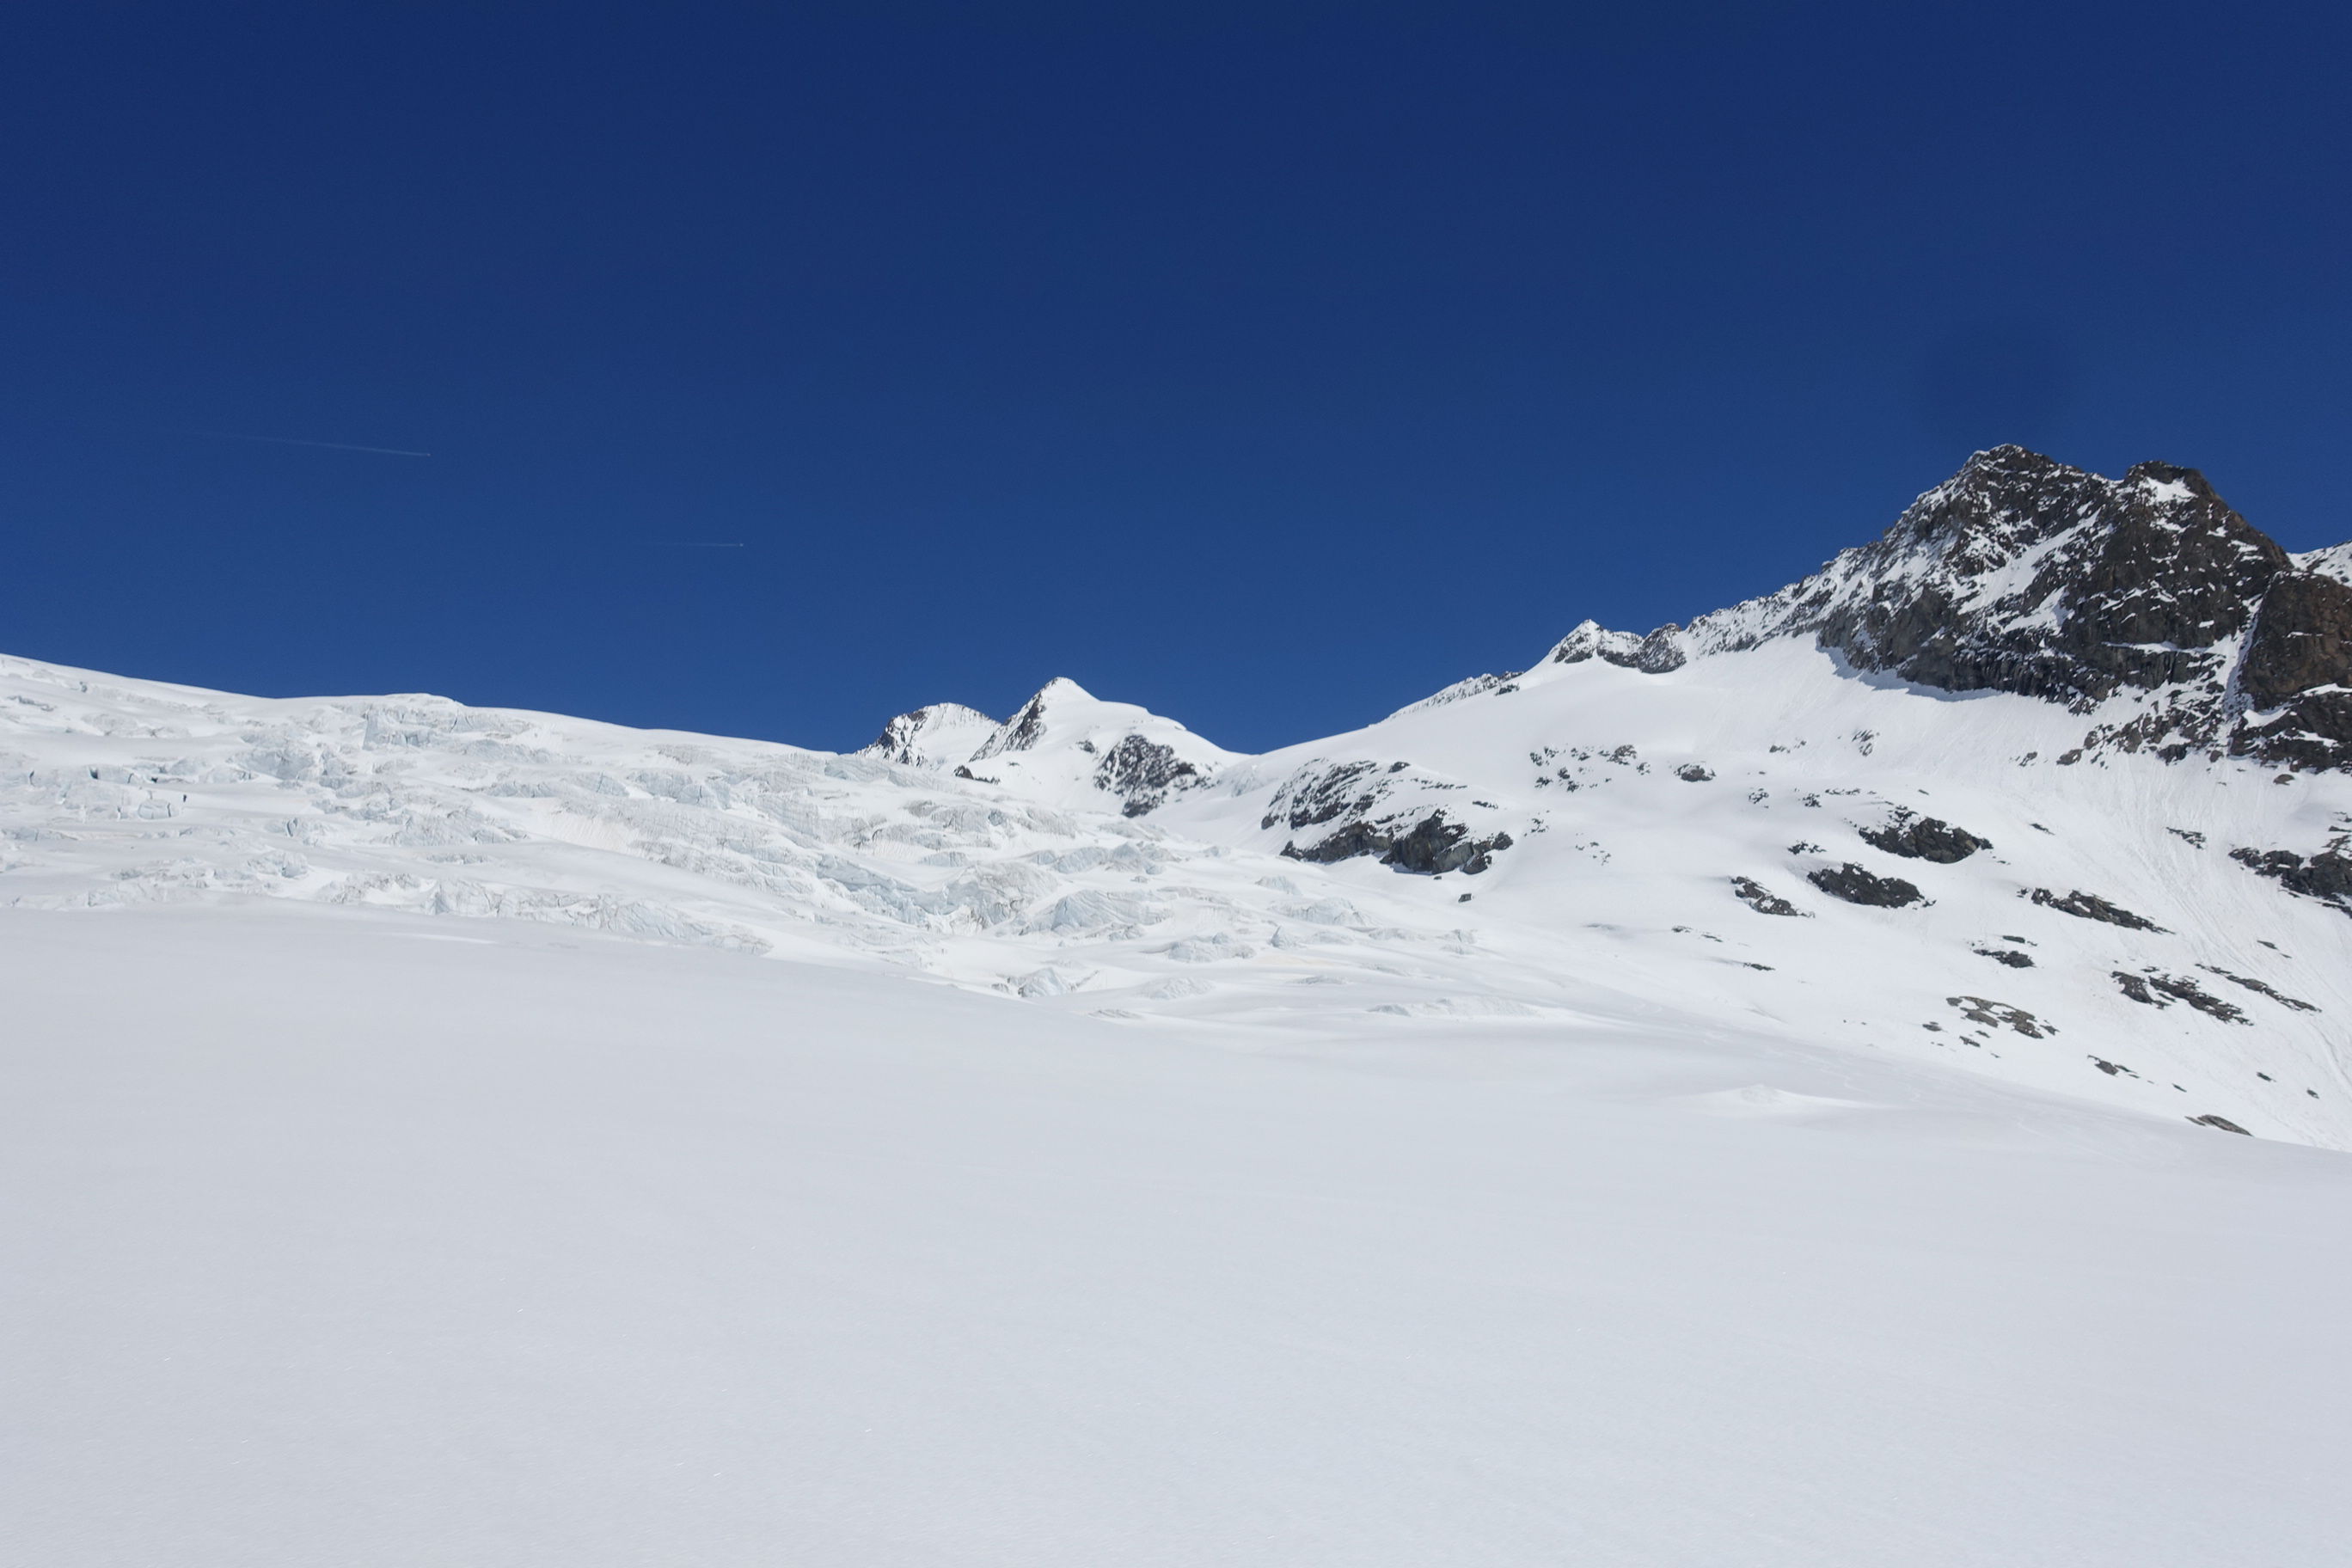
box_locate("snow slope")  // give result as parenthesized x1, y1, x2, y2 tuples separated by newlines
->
(0, 448, 2345, 1155)
(6, 903, 2350, 1566)
(1176, 637, 2352, 1148)
(5, 622, 2344, 1145)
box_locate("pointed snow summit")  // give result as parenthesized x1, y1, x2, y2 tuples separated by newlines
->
(870, 677, 1237, 817)
(858, 701, 999, 768)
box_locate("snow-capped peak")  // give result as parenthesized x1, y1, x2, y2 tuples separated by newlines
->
(946, 677, 1239, 817)
(858, 701, 1000, 768)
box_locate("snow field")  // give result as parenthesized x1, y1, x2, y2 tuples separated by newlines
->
(5, 904, 2350, 1566)
(5, 641, 2348, 1148)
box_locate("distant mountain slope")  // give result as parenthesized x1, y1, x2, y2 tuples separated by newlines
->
(4, 449, 2347, 1145)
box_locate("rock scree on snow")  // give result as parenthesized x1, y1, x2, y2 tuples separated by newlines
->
(2030, 887, 2167, 931)
(1807, 862, 1926, 908)
(1861, 811, 1991, 862)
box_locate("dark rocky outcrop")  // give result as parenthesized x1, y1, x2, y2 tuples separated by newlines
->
(1730, 876, 1807, 916)
(1974, 947, 2034, 968)
(2029, 887, 2166, 931)
(1282, 809, 1511, 876)
(2237, 570, 2352, 703)
(1947, 995, 2052, 1036)
(1268, 757, 1515, 876)
(1283, 823, 1387, 864)
(2231, 570, 2352, 770)
(2230, 846, 2352, 914)
(1381, 814, 1513, 875)
(1092, 733, 1202, 817)
(1807, 862, 1925, 908)
(1861, 811, 1990, 862)
(1263, 760, 1385, 832)
(2112, 971, 2249, 1023)
(2199, 965, 2318, 1013)
(2187, 1113, 2251, 1135)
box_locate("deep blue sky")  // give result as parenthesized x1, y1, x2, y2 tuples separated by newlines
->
(3, 3, 2346, 752)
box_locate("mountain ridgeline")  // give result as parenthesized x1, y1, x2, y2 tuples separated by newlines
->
(7, 447, 2350, 1147)
(867, 445, 2352, 852)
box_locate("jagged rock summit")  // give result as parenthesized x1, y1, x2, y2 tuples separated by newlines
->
(1559, 445, 2352, 772)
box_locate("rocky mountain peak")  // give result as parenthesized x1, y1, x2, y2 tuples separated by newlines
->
(2122, 458, 2222, 501)
(1525, 448, 2349, 771)
(1662, 447, 2344, 769)
(1743, 447, 2285, 679)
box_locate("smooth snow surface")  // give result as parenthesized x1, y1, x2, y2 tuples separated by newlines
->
(8, 905, 2352, 1566)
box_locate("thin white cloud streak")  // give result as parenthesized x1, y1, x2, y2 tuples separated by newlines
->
(181, 429, 432, 457)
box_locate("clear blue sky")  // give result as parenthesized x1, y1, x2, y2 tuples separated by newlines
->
(3, 3, 2345, 751)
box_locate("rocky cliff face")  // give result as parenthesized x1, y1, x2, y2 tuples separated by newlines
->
(1569, 447, 2351, 771)
(1699, 449, 2287, 705)
(2232, 569, 2352, 771)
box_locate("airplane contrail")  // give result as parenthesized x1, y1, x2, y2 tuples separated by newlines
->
(181, 429, 432, 457)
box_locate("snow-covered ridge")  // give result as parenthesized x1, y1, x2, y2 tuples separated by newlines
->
(858, 701, 996, 768)
(4, 449, 2349, 1147)
(2298, 541, 2352, 586)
